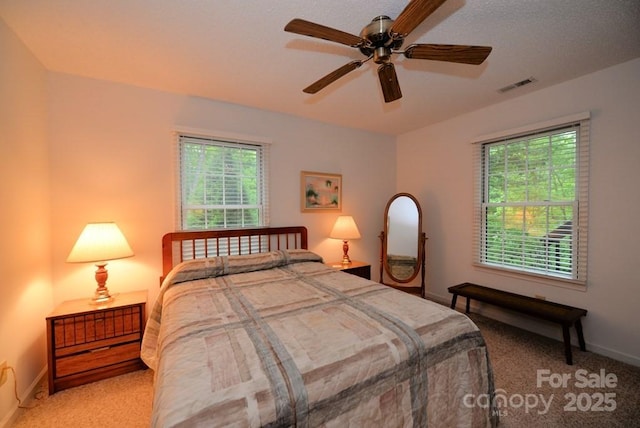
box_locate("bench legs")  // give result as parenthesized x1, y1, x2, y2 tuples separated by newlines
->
(562, 325, 573, 365)
(449, 293, 471, 314)
(575, 319, 586, 351)
(450, 292, 586, 365)
(562, 321, 588, 365)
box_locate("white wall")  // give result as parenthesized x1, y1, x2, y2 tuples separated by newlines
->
(0, 18, 52, 425)
(47, 73, 397, 310)
(397, 58, 640, 365)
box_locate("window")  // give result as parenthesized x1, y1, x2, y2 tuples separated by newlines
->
(177, 133, 270, 230)
(473, 113, 590, 284)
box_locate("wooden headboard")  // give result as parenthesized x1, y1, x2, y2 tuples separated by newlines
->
(161, 226, 308, 280)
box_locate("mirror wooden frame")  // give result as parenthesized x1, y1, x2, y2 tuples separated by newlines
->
(378, 193, 427, 298)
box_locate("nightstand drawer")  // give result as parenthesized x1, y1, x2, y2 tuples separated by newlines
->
(56, 341, 141, 377)
(53, 306, 141, 348)
(55, 332, 141, 358)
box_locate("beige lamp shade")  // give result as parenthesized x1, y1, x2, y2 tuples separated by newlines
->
(329, 216, 361, 240)
(67, 222, 134, 263)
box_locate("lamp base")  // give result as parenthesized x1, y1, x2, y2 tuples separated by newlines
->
(90, 263, 114, 305)
(341, 240, 352, 265)
(91, 289, 114, 305)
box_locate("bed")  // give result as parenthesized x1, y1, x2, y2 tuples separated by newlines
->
(142, 226, 497, 427)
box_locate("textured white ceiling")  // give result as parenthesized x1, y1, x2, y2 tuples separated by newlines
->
(1, 0, 639, 135)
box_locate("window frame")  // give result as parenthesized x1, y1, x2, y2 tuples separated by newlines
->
(472, 112, 590, 286)
(175, 130, 270, 231)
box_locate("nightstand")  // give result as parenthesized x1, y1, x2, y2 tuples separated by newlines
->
(46, 290, 147, 394)
(326, 261, 371, 280)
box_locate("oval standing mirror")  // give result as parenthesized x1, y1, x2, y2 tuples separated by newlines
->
(379, 193, 426, 297)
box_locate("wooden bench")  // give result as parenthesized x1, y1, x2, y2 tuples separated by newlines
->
(448, 282, 587, 365)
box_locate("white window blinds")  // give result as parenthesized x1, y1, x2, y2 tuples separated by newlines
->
(177, 133, 270, 230)
(472, 113, 590, 284)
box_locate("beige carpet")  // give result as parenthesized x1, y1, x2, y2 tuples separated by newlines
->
(10, 313, 640, 427)
(10, 369, 153, 428)
(470, 314, 640, 428)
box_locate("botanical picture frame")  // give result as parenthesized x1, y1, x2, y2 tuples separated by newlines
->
(300, 171, 342, 213)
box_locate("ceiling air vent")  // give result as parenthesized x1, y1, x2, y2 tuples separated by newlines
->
(498, 77, 537, 93)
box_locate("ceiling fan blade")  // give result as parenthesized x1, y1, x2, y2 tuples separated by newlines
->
(378, 63, 402, 103)
(303, 60, 363, 94)
(404, 44, 492, 65)
(285, 18, 365, 47)
(390, 0, 448, 38)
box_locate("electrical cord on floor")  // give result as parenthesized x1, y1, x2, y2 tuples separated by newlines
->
(2, 365, 42, 409)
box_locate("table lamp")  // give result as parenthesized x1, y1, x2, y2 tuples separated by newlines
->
(66, 222, 134, 304)
(329, 215, 361, 264)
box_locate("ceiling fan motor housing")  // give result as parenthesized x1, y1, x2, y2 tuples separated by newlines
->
(359, 15, 404, 62)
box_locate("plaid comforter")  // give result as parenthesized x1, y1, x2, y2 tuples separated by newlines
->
(142, 250, 497, 427)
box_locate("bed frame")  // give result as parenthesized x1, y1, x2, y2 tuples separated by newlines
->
(161, 226, 308, 281)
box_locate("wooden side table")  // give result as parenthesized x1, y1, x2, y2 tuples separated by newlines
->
(46, 290, 147, 393)
(326, 261, 371, 280)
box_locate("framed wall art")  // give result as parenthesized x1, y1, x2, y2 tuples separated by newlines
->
(300, 171, 342, 213)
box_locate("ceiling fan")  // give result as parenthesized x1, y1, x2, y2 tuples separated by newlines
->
(284, 0, 492, 103)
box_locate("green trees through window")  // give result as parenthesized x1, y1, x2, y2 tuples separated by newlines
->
(481, 126, 582, 279)
(179, 135, 268, 230)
